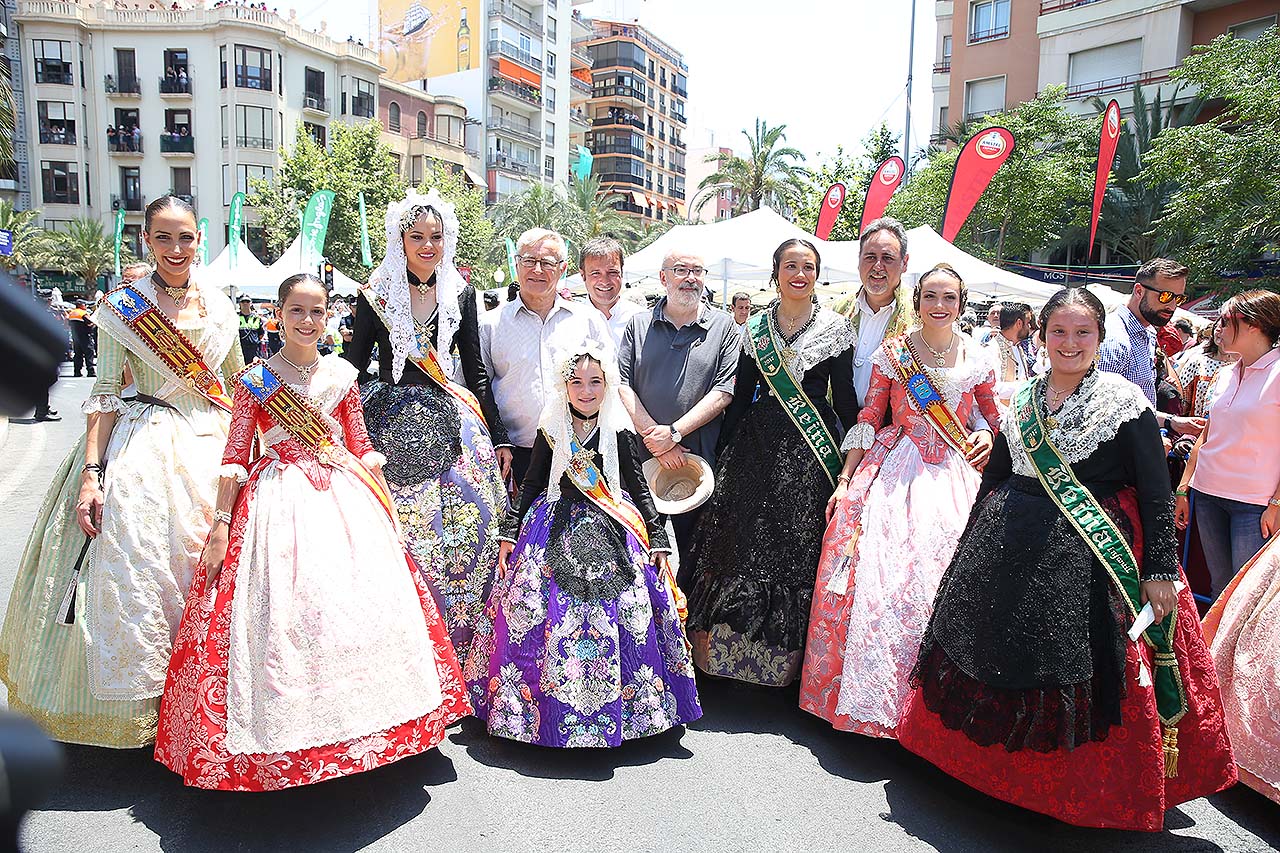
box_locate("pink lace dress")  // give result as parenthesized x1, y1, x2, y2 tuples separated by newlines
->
(800, 336, 1001, 737)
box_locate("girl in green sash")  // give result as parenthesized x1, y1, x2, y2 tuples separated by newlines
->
(899, 287, 1235, 831)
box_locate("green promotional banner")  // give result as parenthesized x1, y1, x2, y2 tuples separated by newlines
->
(196, 217, 210, 266)
(358, 192, 373, 267)
(228, 192, 245, 269)
(299, 190, 336, 272)
(505, 237, 518, 283)
(573, 145, 594, 181)
(113, 208, 126, 276)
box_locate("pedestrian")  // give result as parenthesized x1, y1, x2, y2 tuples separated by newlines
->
(801, 263, 999, 737)
(263, 304, 283, 355)
(898, 286, 1236, 831)
(178, 67, 188, 90)
(730, 291, 751, 337)
(68, 300, 96, 377)
(984, 302, 1034, 405)
(106, 124, 117, 150)
(1174, 289, 1280, 598)
(1176, 321, 1236, 419)
(345, 190, 510, 659)
(132, 125, 142, 152)
(465, 343, 700, 747)
(977, 303, 1001, 344)
(0, 195, 244, 747)
(837, 218, 915, 407)
(683, 239, 857, 687)
(156, 273, 468, 790)
(477, 227, 610, 487)
(617, 247, 739, 585)
(234, 294, 263, 363)
(580, 236, 643, 347)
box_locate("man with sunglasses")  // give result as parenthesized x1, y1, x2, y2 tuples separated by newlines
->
(1098, 258, 1205, 438)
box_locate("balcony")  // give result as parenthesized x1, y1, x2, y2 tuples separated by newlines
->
(593, 142, 644, 157)
(489, 76, 542, 107)
(234, 134, 274, 150)
(672, 137, 686, 151)
(112, 193, 143, 212)
(159, 75, 191, 96)
(488, 152, 536, 177)
(1064, 67, 1173, 99)
(670, 113, 686, 126)
(933, 60, 951, 73)
(593, 84, 645, 104)
(570, 45, 592, 69)
(570, 76, 592, 96)
(489, 40, 543, 73)
(171, 192, 195, 206)
(108, 135, 144, 154)
(106, 74, 141, 96)
(569, 109, 590, 128)
(235, 69, 272, 91)
(489, 2, 542, 36)
(38, 128, 76, 145)
(672, 85, 688, 99)
(302, 92, 329, 114)
(969, 25, 1009, 44)
(487, 115, 539, 143)
(159, 133, 195, 155)
(1040, 0, 1103, 12)
(593, 114, 644, 131)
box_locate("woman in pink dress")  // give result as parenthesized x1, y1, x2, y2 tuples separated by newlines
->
(155, 274, 469, 791)
(800, 264, 1000, 737)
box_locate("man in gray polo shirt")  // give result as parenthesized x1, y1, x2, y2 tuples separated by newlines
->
(618, 248, 740, 585)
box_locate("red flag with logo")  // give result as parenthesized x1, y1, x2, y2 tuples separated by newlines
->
(859, 156, 905, 234)
(940, 127, 1015, 243)
(814, 183, 847, 240)
(1089, 100, 1123, 259)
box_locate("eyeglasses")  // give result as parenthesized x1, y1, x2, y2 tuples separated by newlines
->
(1142, 285, 1188, 306)
(664, 265, 707, 279)
(517, 256, 564, 270)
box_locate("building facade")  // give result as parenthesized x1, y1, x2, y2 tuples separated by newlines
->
(683, 144, 736, 224)
(932, 0, 1280, 138)
(575, 16, 688, 224)
(377, 78, 483, 188)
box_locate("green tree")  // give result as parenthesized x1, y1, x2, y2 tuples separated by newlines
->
(560, 174, 639, 254)
(47, 218, 129, 290)
(886, 88, 1095, 264)
(796, 124, 902, 242)
(246, 121, 403, 283)
(696, 119, 808, 216)
(486, 181, 566, 266)
(0, 74, 14, 167)
(0, 200, 53, 273)
(414, 162, 498, 288)
(1142, 28, 1280, 287)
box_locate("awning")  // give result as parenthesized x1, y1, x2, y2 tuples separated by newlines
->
(496, 58, 540, 87)
(629, 190, 644, 207)
(462, 167, 486, 187)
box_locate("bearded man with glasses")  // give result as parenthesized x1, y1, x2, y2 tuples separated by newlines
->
(1098, 258, 1205, 439)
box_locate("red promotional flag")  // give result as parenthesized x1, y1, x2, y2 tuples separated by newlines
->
(814, 183, 847, 240)
(940, 127, 1016, 243)
(1089, 100, 1123, 259)
(859, 156, 906, 234)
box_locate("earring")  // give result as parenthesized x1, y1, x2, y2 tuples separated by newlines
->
(810, 293, 819, 304)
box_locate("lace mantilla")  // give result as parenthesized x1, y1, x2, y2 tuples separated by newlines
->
(1003, 370, 1150, 477)
(542, 341, 625, 506)
(744, 305, 856, 377)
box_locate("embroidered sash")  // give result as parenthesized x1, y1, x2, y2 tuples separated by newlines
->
(884, 337, 974, 457)
(748, 311, 842, 486)
(1015, 380, 1186, 773)
(362, 287, 488, 427)
(102, 285, 234, 412)
(544, 429, 649, 549)
(238, 362, 395, 523)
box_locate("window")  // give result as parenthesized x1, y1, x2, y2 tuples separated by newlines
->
(546, 51, 557, 76)
(545, 119, 555, 145)
(938, 105, 949, 132)
(234, 44, 272, 90)
(37, 102, 76, 144)
(544, 154, 554, 180)
(545, 84, 555, 112)
(410, 155, 423, 184)
(519, 33, 532, 54)
(304, 67, 326, 111)
(304, 121, 326, 147)
(546, 16, 557, 40)
(969, 0, 1010, 43)
(162, 49, 189, 92)
(122, 224, 143, 258)
(34, 40, 73, 84)
(223, 163, 275, 203)
(114, 48, 138, 92)
(389, 101, 401, 133)
(648, 58, 656, 79)
(1067, 40, 1141, 93)
(964, 76, 1005, 119)
(119, 166, 142, 210)
(171, 166, 193, 202)
(165, 108, 191, 134)
(942, 35, 953, 59)
(246, 225, 270, 262)
(417, 111, 428, 137)
(220, 46, 227, 88)
(1229, 16, 1277, 41)
(351, 78, 375, 118)
(41, 161, 79, 204)
(438, 114, 464, 145)
(236, 104, 273, 149)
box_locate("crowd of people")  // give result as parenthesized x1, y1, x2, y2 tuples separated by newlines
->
(3, 192, 1278, 831)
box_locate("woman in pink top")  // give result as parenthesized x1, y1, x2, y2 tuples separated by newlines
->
(1175, 289, 1280, 598)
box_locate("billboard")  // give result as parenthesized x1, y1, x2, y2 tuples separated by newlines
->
(379, 0, 480, 83)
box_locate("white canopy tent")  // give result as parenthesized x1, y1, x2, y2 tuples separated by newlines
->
(258, 235, 363, 299)
(204, 237, 278, 297)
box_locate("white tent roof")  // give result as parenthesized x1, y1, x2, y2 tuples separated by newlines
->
(205, 237, 277, 297)
(259, 235, 363, 298)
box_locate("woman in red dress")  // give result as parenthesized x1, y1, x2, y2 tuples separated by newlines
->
(155, 274, 469, 791)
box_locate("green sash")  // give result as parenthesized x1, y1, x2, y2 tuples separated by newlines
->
(748, 310, 842, 486)
(1015, 380, 1186, 775)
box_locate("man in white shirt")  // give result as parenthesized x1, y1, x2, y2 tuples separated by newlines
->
(984, 302, 1033, 404)
(581, 236, 644, 347)
(842, 217, 915, 406)
(977, 303, 1002, 344)
(730, 291, 751, 337)
(478, 227, 611, 485)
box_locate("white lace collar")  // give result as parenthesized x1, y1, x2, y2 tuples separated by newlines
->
(745, 304, 857, 376)
(871, 333, 995, 408)
(1003, 369, 1151, 475)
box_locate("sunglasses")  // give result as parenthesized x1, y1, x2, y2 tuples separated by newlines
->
(1142, 285, 1188, 306)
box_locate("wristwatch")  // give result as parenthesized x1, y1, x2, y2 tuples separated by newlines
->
(670, 427, 683, 444)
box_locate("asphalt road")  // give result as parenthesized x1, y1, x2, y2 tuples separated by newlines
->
(2, 372, 1278, 853)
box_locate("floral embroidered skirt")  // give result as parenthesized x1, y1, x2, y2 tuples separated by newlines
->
(465, 494, 701, 748)
(362, 381, 507, 662)
(154, 458, 470, 791)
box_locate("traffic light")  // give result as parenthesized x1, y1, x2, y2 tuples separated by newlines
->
(323, 261, 334, 288)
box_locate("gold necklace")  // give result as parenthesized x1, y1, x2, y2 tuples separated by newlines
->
(920, 331, 956, 367)
(413, 278, 435, 296)
(154, 275, 192, 307)
(279, 352, 321, 382)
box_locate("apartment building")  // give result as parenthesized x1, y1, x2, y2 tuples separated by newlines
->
(378, 78, 483, 188)
(377, 0, 590, 205)
(16, 1, 386, 261)
(683, 144, 737, 224)
(573, 17, 688, 224)
(932, 0, 1279, 137)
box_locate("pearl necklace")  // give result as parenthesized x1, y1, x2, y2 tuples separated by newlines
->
(920, 331, 957, 367)
(280, 352, 321, 382)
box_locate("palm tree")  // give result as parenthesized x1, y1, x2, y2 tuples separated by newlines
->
(47, 218, 129, 291)
(696, 119, 808, 217)
(0, 200, 54, 273)
(0, 72, 14, 166)
(560, 174, 639, 250)
(487, 181, 566, 264)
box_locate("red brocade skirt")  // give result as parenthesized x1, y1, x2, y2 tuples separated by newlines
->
(899, 490, 1236, 831)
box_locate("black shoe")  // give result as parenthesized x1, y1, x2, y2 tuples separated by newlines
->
(35, 412, 62, 422)
(87, 371, 95, 377)
(72, 372, 83, 377)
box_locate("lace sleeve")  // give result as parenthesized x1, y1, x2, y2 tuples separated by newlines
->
(336, 382, 376, 461)
(221, 382, 259, 476)
(83, 331, 128, 413)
